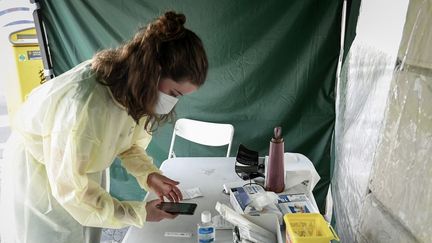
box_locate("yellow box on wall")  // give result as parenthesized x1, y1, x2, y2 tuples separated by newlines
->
(6, 27, 44, 119)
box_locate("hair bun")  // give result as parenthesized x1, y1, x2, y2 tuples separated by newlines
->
(156, 11, 186, 41)
(163, 11, 186, 26)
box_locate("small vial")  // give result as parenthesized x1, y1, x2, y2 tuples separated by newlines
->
(197, 211, 215, 243)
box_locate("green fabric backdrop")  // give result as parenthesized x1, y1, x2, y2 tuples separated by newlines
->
(40, 0, 358, 213)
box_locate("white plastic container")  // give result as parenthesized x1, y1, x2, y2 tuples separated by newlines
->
(197, 211, 215, 243)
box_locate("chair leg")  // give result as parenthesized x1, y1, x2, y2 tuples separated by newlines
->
(103, 168, 110, 193)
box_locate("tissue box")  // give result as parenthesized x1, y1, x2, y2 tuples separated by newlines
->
(276, 193, 318, 214)
(230, 184, 265, 214)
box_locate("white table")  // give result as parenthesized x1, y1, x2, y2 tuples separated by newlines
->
(122, 156, 318, 243)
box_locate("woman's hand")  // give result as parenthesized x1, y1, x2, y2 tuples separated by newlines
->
(147, 173, 183, 202)
(145, 199, 177, 222)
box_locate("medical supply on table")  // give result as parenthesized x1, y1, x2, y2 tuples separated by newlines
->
(164, 232, 192, 238)
(181, 187, 203, 200)
(284, 213, 339, 243)
(212, 215, 235, 230)
(248, 190, 279, 212)
(265, 126, 285, 193)
(223, 181, 254, 194)
(230, 184, 264, 214)
(232, 226, 254, 243)
(229, 184, 318, 225)
(197, 210, 216, 243)
(215, 202, 276, 243)
(276, 193, 318, 214)
(230, 184, 279, 214)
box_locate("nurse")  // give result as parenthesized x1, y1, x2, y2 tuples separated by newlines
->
(0, 11, 207, 243)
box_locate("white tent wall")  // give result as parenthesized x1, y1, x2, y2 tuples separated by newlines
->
(0, 0, 35, 101)
(365, 0, 432, 241)
(333, 0, 431, 242)
(0, 0, 34, 206)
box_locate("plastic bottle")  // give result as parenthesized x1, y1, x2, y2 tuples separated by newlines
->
(197, 210, 215, 243)
(265, 126, 285, 193)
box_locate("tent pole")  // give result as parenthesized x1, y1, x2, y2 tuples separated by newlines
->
(30, 0, 54, 80)
(336, 0, 348, 86)
(329, 0, 348, 223)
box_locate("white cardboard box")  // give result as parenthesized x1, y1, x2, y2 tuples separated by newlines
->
(243, 214, 283, 243)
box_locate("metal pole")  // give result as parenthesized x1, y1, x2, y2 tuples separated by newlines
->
(30, 0, 54, 80)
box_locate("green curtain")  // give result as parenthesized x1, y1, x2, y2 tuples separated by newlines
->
(40, 0, 358, 212)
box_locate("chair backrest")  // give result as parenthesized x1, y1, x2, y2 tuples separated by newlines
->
(168, 118, 234, 159)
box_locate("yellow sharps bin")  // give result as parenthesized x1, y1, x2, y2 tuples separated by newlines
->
(7, 27, 44, 119)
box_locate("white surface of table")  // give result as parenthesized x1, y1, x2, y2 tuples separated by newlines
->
(122, 156, 318, 243)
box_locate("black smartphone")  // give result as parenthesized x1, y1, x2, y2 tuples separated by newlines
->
(156, 202, 197, 215)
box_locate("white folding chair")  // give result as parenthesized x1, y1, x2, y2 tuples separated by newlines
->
(168, 118, 234, 159)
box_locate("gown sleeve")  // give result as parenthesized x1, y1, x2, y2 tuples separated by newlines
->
(118, 131, 161, 191)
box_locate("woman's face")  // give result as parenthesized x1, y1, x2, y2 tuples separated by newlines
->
(158, 77, 198, 97)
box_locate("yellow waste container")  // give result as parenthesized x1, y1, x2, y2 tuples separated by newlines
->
(284, 213, 339, 243)
(6, 27, 44, 119)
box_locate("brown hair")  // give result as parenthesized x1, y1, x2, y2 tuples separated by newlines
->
(91, 11, 208, 131)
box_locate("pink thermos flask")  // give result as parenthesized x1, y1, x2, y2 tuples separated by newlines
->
(265, 126, 285, 193)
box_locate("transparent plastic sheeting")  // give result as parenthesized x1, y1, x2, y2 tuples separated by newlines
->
(332, 42, 396, 243)
(333, 0, 432, 242)
(366, 0, 432, 240)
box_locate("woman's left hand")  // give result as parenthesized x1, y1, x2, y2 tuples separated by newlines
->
(147, 173, 183, 202)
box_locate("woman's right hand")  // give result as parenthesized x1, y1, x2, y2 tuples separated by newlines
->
(145, 199, 177, 222)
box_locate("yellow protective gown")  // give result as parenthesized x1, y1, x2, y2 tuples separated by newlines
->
(0, 60, 161, 243)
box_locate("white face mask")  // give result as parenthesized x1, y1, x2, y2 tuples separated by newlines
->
(154, 91, 179, 114)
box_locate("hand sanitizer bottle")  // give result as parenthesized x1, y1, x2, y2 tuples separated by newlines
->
(197, 211, 215, 243)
